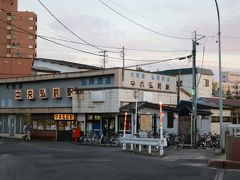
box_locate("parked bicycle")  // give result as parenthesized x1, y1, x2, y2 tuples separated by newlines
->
(164, 130, 184, 151)
(197, 132, 220, 151)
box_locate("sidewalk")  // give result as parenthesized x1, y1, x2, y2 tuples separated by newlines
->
(163, 148, 224, 161)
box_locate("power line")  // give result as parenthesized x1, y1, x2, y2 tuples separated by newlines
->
(40, 35, 121, 53)
(105, 0, 192, 34)
(97, 0, 191, 40)
(1, 19, 186, 64)
(41, 35, 191, 53)
(37, 0, 105, 51)
(126, 55, 192, 68)
(0, 19, 104, 57)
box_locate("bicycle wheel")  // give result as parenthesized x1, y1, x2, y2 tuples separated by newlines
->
(164, 139, 173, 151)
(176, 136, 184, 150)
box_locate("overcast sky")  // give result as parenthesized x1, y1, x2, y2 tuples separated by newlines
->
(19, 0, 240, 77)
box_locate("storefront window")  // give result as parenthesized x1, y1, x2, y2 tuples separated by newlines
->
(32, 119, 56, 131)
(118, 115, 131, 132)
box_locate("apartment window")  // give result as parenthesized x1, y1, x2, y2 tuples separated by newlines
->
(6, 45, 11, 49)
(67, 87, 73, 97)
(29, 17, 34, 21)
(28, 55, 33, 58)
(52, 88, 61, 99)
(130, 72, 134, 77)
(28, 26, 33, 30)
(28, 35, 33, 39)
(136, 73, 139, 78)
(28, 45, 33, 49)
(151, 75, 155, 80)
(157, 76, 160, 81)
(167, 77, 170, 82)
(203, 79, 209, 87)
(6, 54, 12, 57)
(7, 25, 15, 30)
(7, 16, 11, 20)
(141, 73, 145, 79)
(162, 76, 165, 81)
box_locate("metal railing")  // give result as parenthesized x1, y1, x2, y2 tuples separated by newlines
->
(121, 137, 167, 156)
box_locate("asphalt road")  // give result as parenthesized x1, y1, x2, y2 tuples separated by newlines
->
(0, 138, 239, 180)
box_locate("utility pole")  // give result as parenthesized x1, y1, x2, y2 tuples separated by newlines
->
(191, 32, 205, 149)
(122, 46, 125, 81)
(177, 70, 180, 107)
(215, 0, 224, 152)
(103, 50, 107, 69)
(100, 50, 107, 69)
(192, 31, 198, 149)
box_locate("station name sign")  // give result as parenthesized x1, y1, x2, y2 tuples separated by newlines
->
(54, 114, 75, 120)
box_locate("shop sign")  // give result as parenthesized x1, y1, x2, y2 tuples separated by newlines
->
(54, 114, 75, 120)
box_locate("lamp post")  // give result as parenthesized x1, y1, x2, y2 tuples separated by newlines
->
(214, 0, 224, 152)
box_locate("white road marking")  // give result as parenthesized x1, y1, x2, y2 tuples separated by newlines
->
(214, 169, 224, 180)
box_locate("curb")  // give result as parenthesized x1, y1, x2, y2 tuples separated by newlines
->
(208, 159, 240, 170)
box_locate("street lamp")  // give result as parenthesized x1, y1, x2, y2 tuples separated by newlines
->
(214, 0, 224, 152)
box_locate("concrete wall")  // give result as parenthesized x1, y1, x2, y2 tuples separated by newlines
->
(181, 73, 213, 98)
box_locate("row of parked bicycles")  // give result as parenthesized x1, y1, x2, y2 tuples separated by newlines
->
(77, 130, 220, 151)
(79, 133, 122, 146)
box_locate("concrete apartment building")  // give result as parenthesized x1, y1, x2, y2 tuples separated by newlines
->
(222, 71, 240, 96)
(0, 0, 37, 78)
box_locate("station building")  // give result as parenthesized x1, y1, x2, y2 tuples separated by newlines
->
(0, 68, 178, 140)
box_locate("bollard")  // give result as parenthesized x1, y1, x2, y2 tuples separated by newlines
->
(148, 145, 151, 154)
(131, 144, 133, 151)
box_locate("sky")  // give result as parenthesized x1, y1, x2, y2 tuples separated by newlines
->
(18, 0, 240, 78)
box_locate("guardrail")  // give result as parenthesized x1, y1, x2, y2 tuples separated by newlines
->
(121, 137, 167, 156)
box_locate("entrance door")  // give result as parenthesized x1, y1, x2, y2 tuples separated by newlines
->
(9, 116, 15, 137)
(57, 121, 76, 141)
(102, 114, 115, 137)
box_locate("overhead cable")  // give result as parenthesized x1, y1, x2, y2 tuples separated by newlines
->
(37, 0, 105, 51)
(0, 19, 103, 57)
(41, 35, 191, 53)
(97, 0, 191, 40)
(105, 0, 192, 34)
(126, 55, 192, 68)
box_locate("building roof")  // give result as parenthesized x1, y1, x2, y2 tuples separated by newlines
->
(156, 67, 214, 76)
(201, 97, 240, 108)
(120, 101, 178, 113)
(34, 58, 101, 70)
(32, 66, 60, 73)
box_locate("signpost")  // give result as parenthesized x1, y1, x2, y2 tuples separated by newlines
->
(123, 112, 127, 138)
(159, 101, 164, 156)
(123, 112, 128, 150)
